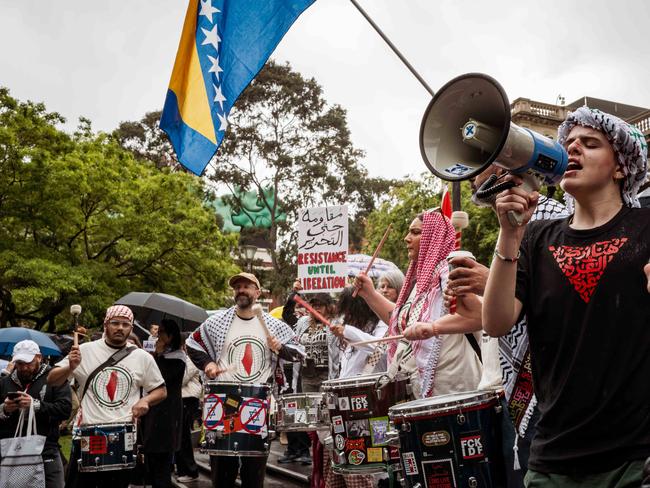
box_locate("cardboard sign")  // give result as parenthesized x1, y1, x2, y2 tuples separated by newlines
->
(297, 205, 348, 293)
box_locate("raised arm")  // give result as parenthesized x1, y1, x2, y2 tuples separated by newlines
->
(482, 184, 536, 336)
(354, 273, 396, 325)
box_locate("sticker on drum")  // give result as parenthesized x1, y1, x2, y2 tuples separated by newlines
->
(369, 417, 389, 446)
(326, 394, 336, 409)
(332, 415, 345, 434)
(204, 394, 225, 430)
(286, 401, 297, 413)
(460, 432, 484, 460)
(422, 430, 451, 447)
(239, 398, 267, 434)
(124, 432, 134, 451)
(337, 396, 350, 411)
(367, 447, 383, 463)
(335, 434, 345, 451)
(422, 458, 456, 486)
(294, 409, 307, 424)
(350, 394, 369, 412)
(402, 452, 419, 475)
(348, 449, 365, 465)
(80, 437, 90, 452)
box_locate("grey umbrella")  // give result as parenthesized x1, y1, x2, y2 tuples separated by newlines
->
(114, 292, 208, 332)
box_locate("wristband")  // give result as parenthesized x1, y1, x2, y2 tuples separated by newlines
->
(494, 249, 520, 262)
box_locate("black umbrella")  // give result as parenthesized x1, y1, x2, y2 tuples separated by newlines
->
(114, 292, 209, 332)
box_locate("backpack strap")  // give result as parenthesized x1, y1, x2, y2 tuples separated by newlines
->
(80, 346, 136, 401)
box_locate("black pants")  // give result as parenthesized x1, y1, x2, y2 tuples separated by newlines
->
(144, 452, 174, 488)
(175, 397, 200, 477)
(286, 431, 310, 457)
(44, 452, 65, 488)
(209, 455, 267, 488)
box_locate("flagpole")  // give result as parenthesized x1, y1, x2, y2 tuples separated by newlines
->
(349, 0, 462, 211)
(349, 0, 434, 97)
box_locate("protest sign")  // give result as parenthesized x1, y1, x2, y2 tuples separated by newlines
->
(297, 205, 348, 293)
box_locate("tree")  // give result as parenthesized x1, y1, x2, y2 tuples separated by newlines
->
(0, 88, 238, 331)
(364, 174, 499, 270)
(209, 60, 393, 295)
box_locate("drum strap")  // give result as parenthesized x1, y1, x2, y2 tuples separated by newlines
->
(80, 346, 136, 401)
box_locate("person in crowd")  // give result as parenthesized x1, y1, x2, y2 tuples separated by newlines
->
(0, 340, 72, 488)
(280, 293, 337, 472)
(141, 318, 185, 488)
(355, 209, 481, 398)
(148, 324, 159, 341)
(185, 272, 303, 488)
(482, 107, 650, 486)
(324, 287, 389, 488)
(331, 286, 388, 377)
(0, 359, 14, 377)
(174, 332, 202, 483)
(376, 269, 405, 303)
(405, 164, 568, 487)
(48, 305, 167, 488)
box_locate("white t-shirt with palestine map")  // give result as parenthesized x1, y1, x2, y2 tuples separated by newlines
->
(56, 339, 164, 425)
(216, 314, 273, 384)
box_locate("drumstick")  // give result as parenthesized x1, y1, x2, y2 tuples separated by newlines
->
(348, 334, 404, 347)
(292, 294, 333, 328)
(352, 224, 393, 297)
(449, 211, 469, 314)
(251, 304, 280, 353)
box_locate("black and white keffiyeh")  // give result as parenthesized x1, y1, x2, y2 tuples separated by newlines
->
(558, 106, 648, 209)
(186, 307, 303, 362)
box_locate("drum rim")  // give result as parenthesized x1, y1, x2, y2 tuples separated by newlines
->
(75, 422, 136, 430)
(204, 381, 271, 388)
(278, 392, 325, 400)
(200, 448, 269, 457)
(321, 372, 407, 390)
(388, 389, 501, 418)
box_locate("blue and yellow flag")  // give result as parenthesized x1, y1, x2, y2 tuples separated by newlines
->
(160, 0, 315, 175)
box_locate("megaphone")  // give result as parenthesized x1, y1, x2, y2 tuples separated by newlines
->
(419, 73, 569, 224)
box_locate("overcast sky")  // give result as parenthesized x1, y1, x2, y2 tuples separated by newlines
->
(2, 0, 649, 180)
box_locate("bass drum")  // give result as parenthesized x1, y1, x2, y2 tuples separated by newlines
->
(388, 390, 505, 488)
(201, 381, 271, 457)
(322, 373, 410, 475)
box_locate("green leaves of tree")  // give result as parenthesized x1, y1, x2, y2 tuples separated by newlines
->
(0, 88, 237, 331)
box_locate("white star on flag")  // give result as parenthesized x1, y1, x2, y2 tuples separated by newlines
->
(199, 0, 220, 23)
(201, 25, 221, 50)
(207, 55, 223, 81)
(217, 113, 228, 132)
(213, 83, 226, 110)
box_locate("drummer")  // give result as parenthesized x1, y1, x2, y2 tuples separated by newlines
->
(47, 305, 167, 488)
(185, 272, 304, 488)
(354, 209, 481, 398)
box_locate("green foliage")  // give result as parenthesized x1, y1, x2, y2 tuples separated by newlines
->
(0, 88, 238, 331)
(364, 175, 499, 270)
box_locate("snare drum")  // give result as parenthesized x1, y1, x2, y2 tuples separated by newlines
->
(322, 373, 410, 474)
(201, 381, 271, 457)
(72, 423, 136, 472)
(388, 390, 505, 488)
(277, 393, 329, 432)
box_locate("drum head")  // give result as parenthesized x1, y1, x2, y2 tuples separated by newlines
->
(389, 390, 498, 418)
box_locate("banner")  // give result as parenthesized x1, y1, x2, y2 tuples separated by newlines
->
(297, 206, 348, 293)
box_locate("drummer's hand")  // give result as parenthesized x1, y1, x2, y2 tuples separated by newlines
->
(447, 259, 489, 297)
(204, 362, 220, 379)
(267, 336, 281, 354)
(644, 262, 650, 293)
(403, 322, 438, 340)
(69, 345, 81, 371)
(131, 398, 150, 419)
(353, 272, 374, 299)
(330, 324, 345, 338)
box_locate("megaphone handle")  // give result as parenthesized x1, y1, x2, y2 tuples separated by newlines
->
(475, 174, 517, 200)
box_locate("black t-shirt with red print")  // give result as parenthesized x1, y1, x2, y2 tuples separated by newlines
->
(515, 206, 650, 475)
